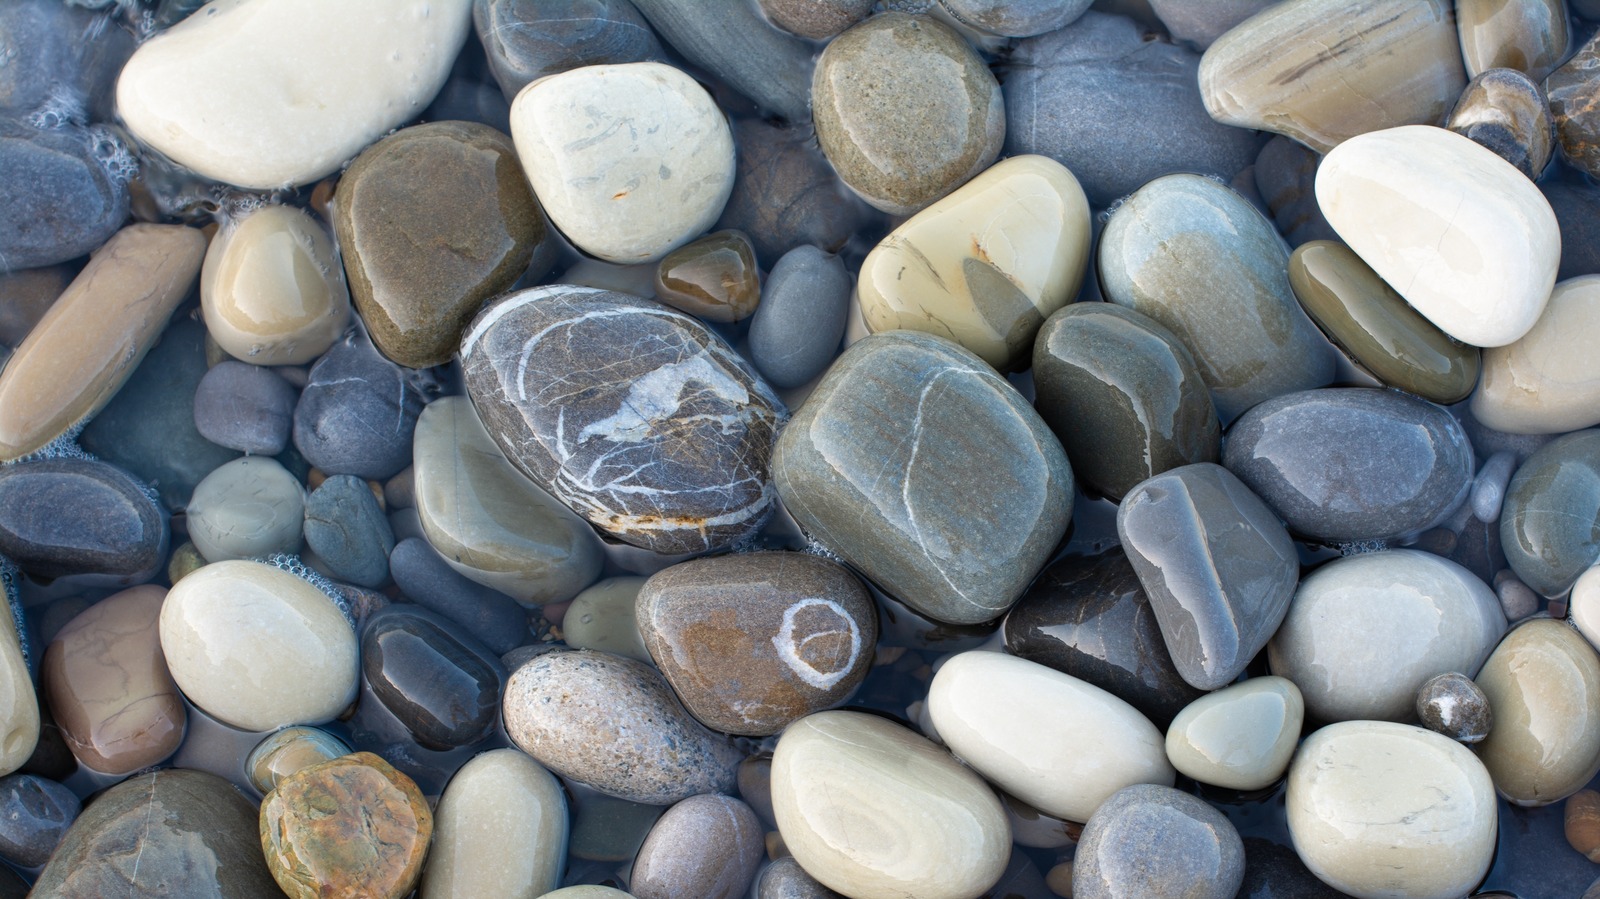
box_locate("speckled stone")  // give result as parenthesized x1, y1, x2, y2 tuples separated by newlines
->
(503, 650, 743, 804)
(0, 772, 77, 867)
(1416, 671, 1493, 743)
(185, 456, 305, 563)
(1474, 276, 1600, 435)
(812, 13, 1003, 215)
(632, 794, 764, 899)
(192, 360, 297, 456)
(757, 857, 843, 899)
(0, 458, 167, 584)
(293, 335, 425, 481)
(716, 119, 867, 266)
(629, 0, 814, 123)
(748, 245, 851, 389)
(759, 0, 873, 38)
(260, 752, 433, 899)
(361, 606, 505, 750)
(1074, 784, 1245, 899)
(461, 286, 785, 555)
(421, 748, 568, 899)
(0, 117, 130, 271)
(653, 230, 762, 323)
(246, 726, 352, 794)
(1476, 619, 1600, 805)
(1457, 0, 1568, 80)
(774, 330, 1073, 626)
(1500, 429, 1600, 596)
(1166, 677, 1303, 791)
(1447, 68, 1554, 179)
(473, 0, 663, 102)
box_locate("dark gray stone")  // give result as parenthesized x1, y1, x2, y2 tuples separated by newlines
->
(292, 335, 425, 481)
(1501, 429, 1600, 597)
(1447, 67, 1553, 180)
(748, 245, 850, 389)
(629, 0, 814, 122)
(1074, 783, 1245, 899)
(360, 606, 507, 751)
(1237, 838, 1354, 899)
(936, 0, 1091, 36)
(1148, 0, 1275, 48)
(757, 857, 843, 899)
(716, 119, 867, 267)
(0, 262, 72, 347)
(1416, 672, 1492, 743)
(1117, 463, 1298, 691)
(1223, 388, 1476, 544)
(303, 474, 395, 589)
(0, 0, 134, 122)
(474, 0, 663, 103)
(0, 772, 78, 867)
(1540, 179, 1600, 281)
(192, 360, 297, 455)
(388, 537, 527, 655)
(1253, 136, 1338, 246)
(0, 458, 167, 585)
(0, 117, 129, 271)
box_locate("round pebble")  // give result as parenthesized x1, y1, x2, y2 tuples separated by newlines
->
(185, 456, 306, 563)
(192, 361, 297, 456)
(1416, 671, 1493, 743)
(1165, 677, 1303, 791)
(0, 772, 78, 867)
(360, 606, 505, 751)
(246, 726, 352, 795)
(303, 474, 394, 589)
(631, 794, 764, 899)
(420, 748, 567, 899)
(1073, 784, 1245, 899)
(747, 245, 851, 390)
(1475, 618, 1600, 805)
(292, 336, 424, 481)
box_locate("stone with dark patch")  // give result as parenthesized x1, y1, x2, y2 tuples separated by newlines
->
(1447, 67, 1553, 180)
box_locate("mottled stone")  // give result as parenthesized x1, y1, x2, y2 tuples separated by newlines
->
(293, 335, 425, 481)
(503, 650, 743, 804)
(812, 13, 1003, 215)
(0, 0, 134, 121)
(0, 458, 167, 585)
(192, 360, 296, 455)
(1118, 463, 1298, 691)
(1253, 136, 1338, 247)
(716, 119, 866, 266)
(1166, 676, 1302, 790)
(422, 749, 568, 899)
(0, 117, 129, 271)
(1416, 671, 1493, 743)
(629, 0, 815, 123)
(260, 752, 433, 899)
(461, 286, 785, 555)
(1476, 618, 1600, 805)
(1500, 429, 1600, 596)
(246, 726, 351, 794)
(1458, 0, 1568, 80)
(474, 0, 662, 102)
(1148, 0, 1275, 48)
(774, 331, 1073, 625)
(653, 230, 761, 323)
(1474, 275, 1600, 435)
(388, 537, 527, 654)
(361, 606, 505, 750)
(0, 771, 75, 867)
(1551, 32, 1600, 180)
(1447, 68, 1554, 179)
(1074, 784, 1245, 899)
(759, 0, 872, 39)
(185, 456, 306, 563)
(748, 245, 850, 389)
(632, 794, 764, 899)
(304, 474, 394, 588)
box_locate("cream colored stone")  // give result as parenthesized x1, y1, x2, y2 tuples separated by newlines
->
(857, 155, 1090, 372)
(927, 651, 1173, 823)
(772, 710, 1010, 899)
(420, 749, 567, 899)
(1472, 276, 1600, 434)
(116, 0, 473, 189)
(0, 601, 38, 777)
(562, 577, 649, 662)
(1315, 125, 1559, 348)
(509, 62, 735, 264)
(1165, 676, 1302, 791)
(413, 397, 603, 605)
(0, 224, 206, 461)
(1458, 0, 1569, 81)
(1571, 566, 1600, 652)
(159, 560, 358, 732)
(1476, 618, 1600, 806)
(1286, 721, 1497, 899)
(185, 457, 306, 563)
(200, 204, 351, 366)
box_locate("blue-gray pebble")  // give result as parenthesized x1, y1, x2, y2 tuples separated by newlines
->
(0, 0, 134, 123)
(292, 336, 425, 481)
(303, 475, 395, 589)
(0, 772, 78, 868)
(0, 117, 128, 271)
(1074, 783, 1245, 899)
(748, 245, 849, 389)
(388, 537, 527, 655)
(1501, 429, 1600, 597)
(473, 0, 662, 103)
(0, 458, 167, 586)
(193, 360, 297, 456)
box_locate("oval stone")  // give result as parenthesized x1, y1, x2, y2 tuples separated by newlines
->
(1416, 671, 1493, 743)
(0, 772, 78, 867)
(928, 651, 1174, 823)
(747, 245, 851, 390)
(1447, 67, 1555, 179)
(1500, 429, 1600, 596)
(361, 606, 506, 750)
(1165, 677, 1303, 791)
(0, 117, 129, 271)
(185, 456, 305, 563)
(420, 748, 568, 899)
(0, 458, 168, 584)
(631, 794, 764, 899)
(473, 0, 663, 101)
(461, 286, 786, 555)
(1473, 276, 1600, 435)
(771, 710, 1010, 899)
(293, 336, 424, 481)
(1476, 619, 1600, 805)
(246, 726, 352, 794)
(1073, 784, 1245, 899)
(1457, 0, 1568, 80)
(653, 230, 762, 324)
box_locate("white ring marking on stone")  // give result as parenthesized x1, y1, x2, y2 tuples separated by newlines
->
(773, 597, 861, 691)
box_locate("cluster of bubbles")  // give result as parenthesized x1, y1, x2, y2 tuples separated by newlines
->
(259, 553, 358, 630)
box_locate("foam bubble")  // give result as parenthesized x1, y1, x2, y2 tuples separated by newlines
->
(259, 553, 356, 629)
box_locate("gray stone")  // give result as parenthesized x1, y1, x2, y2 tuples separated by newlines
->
(192, 360, 297, 456)
(1501, 429, 1600, 596)
(185, 457, 305, 563)
(292, 335, 425, 481)
(1417, 672, 1492, 743)
(1149, 0, 1275, 48)
(304, 474, 395, 589)
(716, 119, 867, 266)
(0, 0, 134, 122)
(1237, 838, 1353, 899)
(361, 605, 506, 751)
(0, 458, 167, 585)
(1003, 13, 1264, 206)
(1074, 783, 1245, 899)
(631, 794, 764, 899)
(757, 857, 843, 899)
(473, 0, 663, 103)
(935, 0, 1091, 36)
(388, 537, 527, 655)
(748, 246, 850, 389)
(0, 262, 70, 347)
(1117, 463, 1299, 691)
(0, 117, 129, 271)
(1253, 136, 1338, 246)
(0, 772, 78, 867)
(758, 0, 872, 39)
(1541, 179, 1600, 283)
(630, 0, 814, 122)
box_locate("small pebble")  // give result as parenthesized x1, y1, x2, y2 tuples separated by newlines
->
(192, 360, 297, 456)
(185, 456, 305, 563)
(303, 473, 395, 588)
(246, 726, 352, 794)
(0, 772, 78, 867)
(747, 245, 850, 390)
(1073, 784, 1245, 899)
(387, 536, 527, 655)
(1567, 790, 1600, 863)
(1416, 672, 1493, 743)
(631, 794, 764, 899)
(292, 335, 424, 481)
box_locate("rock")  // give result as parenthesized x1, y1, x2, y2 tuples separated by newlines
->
(31, 769, 280, 898)
(1447, 68, 1555, 179)
(0, 263, 70, 346)
(772, 710, 1010, 899)
(0, 0, 134, 121)
(1032, 303, 1220, 500)
(0, 224, 205, 461)
(473, 0, 663, 103)
(757, 857, 844, 899)
(653, 230, 761, 323)
(1252, 135, 1338, 246)
(936, 0, 1089, 36)
(1073, 784, 1245, 899)
(0, 772, 76, 867)
(1542, 179, 1600, 282)
(509, 62, 734, 264)
(1288, 240, 1481, 404)
(185, 456, 306, 562)
(421, 748, 568, 899)
(1315, 125, 1559, 348)
(1457, 0, 1568, 80)
(1148, 0, 1275, 48)
(335, 121, 555, 369)
(1285, 721, 1498, 899)
(773, 331, 1073, 625)
(857, 155, 1090, 372)
(246, 726, 351, 794)
(116, 0, 473, 188)
(1117, 463, 1299, 691)
(563, 576, 650, 661)
(159, 559, 358, 731)
(192, 360, 296, 455)
(1550, 32, 1600, 180)
(1573, 565, 1600, 651)
(461, 286, 785, 555)
(629, 0, 814, 122)
(1099, 173, 1335, 422)
(716, 119, 867, 266)
(387, 537, 527, 654)
(42, 585, 184, 774)
(632, 794, 764, 899)
(1476, 618, 1600, 805)
(929, 651, 1174, 823)
(748, 245, 851, 389)
(812, 13, 1003, 215)
(1166, 677, 1302, 790)
(1004, 13, 1264, 207)
(293, 335, 425, 481)
(503, 649, 743, 804)
(304, 474, 394, 588)
(361, 605, 505, 750)
(1267, 550, 1504, 723)
(260, 752, 433, 899)
(1237, 838, 1352, 899)
(758, 0, 872, 39)
(0, 117, 130, 271)
(1474, 276, 1600, 434)
(1198, 0, 1466, 153)
(1500, 430, 1600, 595)
(0, 458, 167, 583)
(1416, 671, 1493, 743)
(544, 889, 635, 899)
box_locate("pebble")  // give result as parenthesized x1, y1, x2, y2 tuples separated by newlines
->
(304, 474, 395, 588)
(1475, 618, 1600, 805)
(185, 456, 306, 562)
(42, 585, 185, 774)
(936, 0, 1088, 36)
(629, 0, 814, 123)
(192, 360, 297, 455)
(716, 119, 867, 265)
(0, 0, 133, 121)
(159, 559, 358, 732)
(812, 13, 1003, 215)
(420, 748, 567, 899)
(1550, 31, 1600, 179)
(1148, 0, 1274, 48)
(756, 857, 844, 899)
(387, 537, 527, 654)
(1457, 0, 1568, 80)
(473, 0, 663, 102)
(856, 155, 1090, 372)
(461, 286, 785, 555)
(1568, 790, 1600, 862)
(335, 120, 554, 369)
(1315, 125, 1559, 348)
(1416, 671, 1493, 743)
(631, 794, 764, 899)
(246, 726, 351, 794)
(773, 331, 1072, 625)
(0, 605, 36, 778)
(1500, 429, 1600, 596)
(747, 245, 851, 389)
(0, 458, 168, 584)
(770, 710, 1010, 899)
(929, 651, 1174, 823)
(509, 62, 734, 264)
(759, 0, 873, 39)
(544, 889, 635, 899)
(0, 117, 130, 271)
(1252, 136, 1338, 247)
(1285, 721, 1499, 899)
(1474, 276, 1600, 435)
(293, 336, 425, 481)
(0, 772, 77, 867)
(1165, 677, 1303, 791)
(1004, 13, 1264, 206)
(1543, 178, 1600, 282)
(0, 264, 70, 347)
(502, 650, 743, 805)
(117, 0, 473, 188)
(1117, 463, 1299, 691)
(260, 752, 433, 899)
(361, 605, 505, 750)
(562, 576, 650, 661)
(1447, 68, 1555, 180)
(1099, 173, 1335, 422)
(1073, 784, 1245, 899)
(653, 230, 762, 323)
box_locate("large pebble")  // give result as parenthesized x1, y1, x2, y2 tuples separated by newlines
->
(192, 360, 297, 455)
(747, 245, 851, 389)
(629, 0, 814, 123)
(362, 606, 504, 750)
(1499, 429, 1600, 596)
(1473, 276, 1600, 434)
(1476, 618, 1600, 805)
(631, 794, 764, 899)
(1457, 0, 1568, 80)
(0, 117, 129, 270)
(771, 710, 1010, 899)
(304, 474, 394, 588)
(1073, 784, 1245, 899)
(1165, 677, 1303, 790)
(0, 772, 77, 867)
(293, 336, 425, 481)
(473, 0, 663, 103)
(421, 748, 567, 899)
(1447, 67, 1555, 180)
(116, 0, 473, 188)
(0, 0, 133, 121)
(716, 119, 866, 265)
(0, 458, 167, 584)
(185, 456, 305, 563)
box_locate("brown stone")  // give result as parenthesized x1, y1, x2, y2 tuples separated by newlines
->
(653, 229, 762, 323)
(246, 726, 352, 794)
(1548, 32, 1600, 180)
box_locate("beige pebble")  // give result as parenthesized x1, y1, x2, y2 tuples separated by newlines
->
(1165, 676, 1303, 791)
(1476, 618, 1600, 805)
(1457, 0, 1569, 81)
(1473, 276, 1600, 434)
(0, 598, 37, 777)
(185, 456, 306, 563)
(420, 749, 567, 899)
(562, 577, 650, 662)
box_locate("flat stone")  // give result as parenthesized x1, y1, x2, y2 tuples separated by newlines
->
(771, 710, 1010, 899)
(757, 857, 844, 899)
(461, 286, 785, 555)
(653, 230, 761, 323)
(0, 117, 130, 271)
(293, 335, 424, 481)
(1417, 671, 1493, 743)
(42, 584, 185, 774)
(1253, 136, 1338, 247)
(1474, 276, 1600, 435)
(473, 0, 662, 102)
(0, 458, 167, 584)
(1500, 429, 1600, 596)
(304, 474, 394, 588)
(747, 245, 851, 389)
(1476, 618, 1600, 805)
(929, 651, 1174, 823)
(1074, 784, 1245, 899)
(0, 0, 134, 121)
(0, 772, 76, 867)
(1198, 0, 1466, 153)
(192, 360, 296, 456)
(759, 0, 872, 39)
(360, 605, 505, 750)
(1117, 463, 1299, 691)
(185, 456, 305, 562)
(1099, 173, 1335, 423)
(117, 0, 472, 189)
(564, 576, 650, 661)
(1165, 677, 1303, 790)
(421, 748, 568, 899)
(246, 726, 351, 794)
(1286, 721, 1498, 899)
(812, 13, 1003, 215)
(1458, 0, 1568, 80)
(387, 536, 528, 654)
(632, 794, 764, 899)
(1447, 68, 1555, 179)
(629, 0, 815, 123)
(936, 0, 1088, 36)
(503, 649, 743, 805)
(716, 119, 867, 266)
(773, 330, 1073, 625)
(1148, 0, 1275, 48)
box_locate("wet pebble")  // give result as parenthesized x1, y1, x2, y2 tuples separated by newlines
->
(653, 229, 762, 323)
(758, 0, 873, 39)
(716, 119, 866, 265)
(421, 748, 567, 899)
(1165, 677, 1303, 791)
(303, 474, 394, 588)
(756, 857, 843, 899)
(246, 726, 351, 794)
(0, 458, 168, 584)
(0, 0, 133, 121)
(473, 0, 663, 102)
(630, 0, 814, 123)
(1474, 276, 1600, 435)
(1073, 784, 1245, 899)
(192, 360, 297, 456)
(1416, 671, 1493, 743)
(1457, 0, 1569, 81)
(293, 336, 425, 481)
(747, 245, 851, 390)
(360, 605, 505, 750)
(1500, 429, 1600, 596)
(1475, 618, 1600, 805)
(387, 536, 527, 654)
(1447, 67, 1554, 179)
(631, 794, 764, 899)
(0, 772, 76, 868)
(185, 456, 305, 562)
(0, 117, 129, 271)
(561, 576, 650, 661)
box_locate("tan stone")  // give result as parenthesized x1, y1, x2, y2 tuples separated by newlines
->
(1457, 0, 1569, 80)
(1472, 276, 1600, 434)
(1476, 618, 1600, 806)
(653, 230, 762, 323)
(420, 749, 567, 899)
(1165, 676, 1302, 791)
(0, 596, 37, 777)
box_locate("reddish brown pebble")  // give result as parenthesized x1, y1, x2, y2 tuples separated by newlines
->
(1568, 789, 1600, 862)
